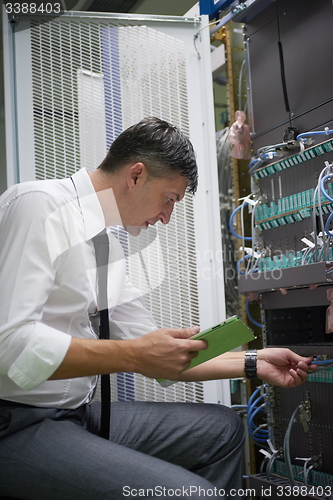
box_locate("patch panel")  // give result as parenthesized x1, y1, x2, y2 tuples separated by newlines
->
(258, 252, 303, 272)
(307, 367, 333, 383)
(271, 460, 333, 488)
(255, 186, 333, 232)
(258, 249, 333, 272)
(253, 138, 333, 180)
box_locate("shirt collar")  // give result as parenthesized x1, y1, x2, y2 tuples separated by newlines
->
(70, 168, 105, 241)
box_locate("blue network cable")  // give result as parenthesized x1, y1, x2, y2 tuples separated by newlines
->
(297, 129, 333, 144)
(261, 152, 278, 161)
(247, 387, 260, 407)
(246, 300, 262, 328)
(228, 203, 252, 241)
(236, 255, 251, 275)
(248, 401, 267, 436)
(319, 174, 333, 237)
(246, 388, 269, 446)
(320, 174, 333, 203)
(324, 213, 333, 238)
(320, 173, 333, 234)
(248, 150, 279, 175)
(310, 358, 333, 365)
(249, 158, 261, 170)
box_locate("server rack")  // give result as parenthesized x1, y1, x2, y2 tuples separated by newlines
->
(233, 0, 333, 495)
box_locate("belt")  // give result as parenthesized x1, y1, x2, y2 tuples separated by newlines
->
(0, 399, 35, 408)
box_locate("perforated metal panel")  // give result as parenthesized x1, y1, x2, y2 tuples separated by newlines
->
(31, 19, 105, 180)
(29, 15, 203, 403)
(77, 69, 107, 173)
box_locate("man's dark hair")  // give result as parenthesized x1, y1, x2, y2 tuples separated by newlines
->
(98, 117, 198, 194)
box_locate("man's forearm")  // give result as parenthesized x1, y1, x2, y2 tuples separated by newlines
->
(49, 327, 208, 382)
(177, 351, 246, 382)
(50, 343, 247, 382)
(178, 348, 313, 389)
(50, 339, 313, 389)
(49, 337, 137, 380)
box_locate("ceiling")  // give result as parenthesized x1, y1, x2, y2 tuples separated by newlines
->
(84, 0, 140, 12)
(73, 0, 197, 16)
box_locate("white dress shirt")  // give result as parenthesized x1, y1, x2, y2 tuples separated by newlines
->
(0, 168, 157, 408)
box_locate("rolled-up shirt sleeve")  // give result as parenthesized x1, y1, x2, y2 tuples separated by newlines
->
(0, 189, 72, 390)
(7, 323, 71, 391)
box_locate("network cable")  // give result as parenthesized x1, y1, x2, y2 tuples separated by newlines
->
(283, 397, 315, 488)
(246, 387, 269, 446)
(231, 387, 269, 448)
(237, 253, 259, 276)
(248, 158, 262, 171)
(310, 358, 333, 366)
(325, 214, 333, 238)
(230, 200, 251, 272)
(297, 128, 333, 144)
(246, 300, 263, 328)
(238, 59, 245, 111)
(248, 155, 274, 176)
(248, 141, 290, 175)
(320, 174, 333, 204)
(229, 202, 252, 241)
(310, 163, 333, 261)
(216, 128, 239, 317)
(316, 168, 329, 260)
(295, 457, 314, 487)
(266, 450, 280, 480)
(229, 195, 261, 277)
(301, 245, 315, 266)
(248, 386, 260, 407)
(283, 405, 302, 487)
(252, 201, 261, 270)
(319, 173, 333, 240)
(312, 185, 320, 262)
(236, 255, 251, 275)
(248, 415, 268, 443)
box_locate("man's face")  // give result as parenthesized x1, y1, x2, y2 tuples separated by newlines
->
(122, 173, 189, 236)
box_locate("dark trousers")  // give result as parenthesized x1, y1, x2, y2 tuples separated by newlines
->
(0, 401, 244, 499)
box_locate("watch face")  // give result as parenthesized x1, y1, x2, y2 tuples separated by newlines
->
(245, 350, 257, 379)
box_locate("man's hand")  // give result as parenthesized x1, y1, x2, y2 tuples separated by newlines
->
(257, 348, 317, 388)
(128, 327, 208, 380)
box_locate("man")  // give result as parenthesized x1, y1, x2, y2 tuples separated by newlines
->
(0, 117, 313, 500)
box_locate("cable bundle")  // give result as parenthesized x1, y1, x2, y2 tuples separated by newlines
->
(216, 128, 239, 317)
(309, 161, 333, 263)
(247, 386, 269, 446)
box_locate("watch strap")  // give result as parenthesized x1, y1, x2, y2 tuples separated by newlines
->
(245, 349, 257, 379)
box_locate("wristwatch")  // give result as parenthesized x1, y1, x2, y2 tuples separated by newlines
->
(244, 349, 257, 379)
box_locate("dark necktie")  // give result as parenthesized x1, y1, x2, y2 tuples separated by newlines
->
(92, 229, 111, 440)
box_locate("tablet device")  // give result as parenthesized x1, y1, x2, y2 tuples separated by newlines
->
(157, 316, 256, 387)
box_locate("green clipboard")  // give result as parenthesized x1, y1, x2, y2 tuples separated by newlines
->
(157, 316, 256, 387)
